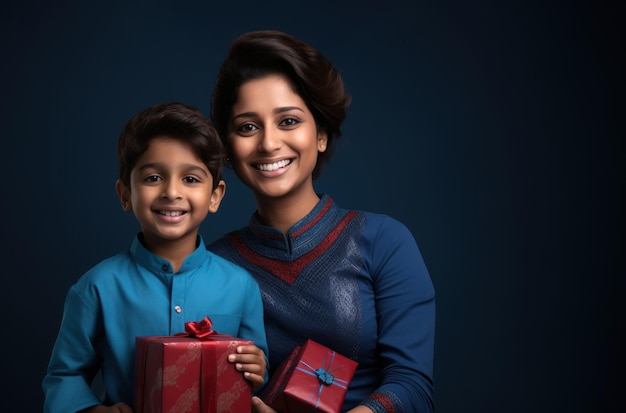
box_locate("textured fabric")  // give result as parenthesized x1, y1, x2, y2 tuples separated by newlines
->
(209, 194, 435, 412)
(42, 234, 268, 413)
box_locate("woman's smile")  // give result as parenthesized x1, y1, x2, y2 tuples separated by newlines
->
(254, 159, 292, 172)
(228, 74, 326, 202)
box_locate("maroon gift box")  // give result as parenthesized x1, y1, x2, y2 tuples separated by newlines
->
(260, 339, 358, 413)
(133, 317, 252, 413)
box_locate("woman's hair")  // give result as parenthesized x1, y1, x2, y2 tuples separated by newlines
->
(117, 101, 224, 189)
(210, 30, 351, 180)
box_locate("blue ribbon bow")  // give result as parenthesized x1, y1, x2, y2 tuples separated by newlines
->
(314, 368, 335, 386)
(295, 351, 350, 411)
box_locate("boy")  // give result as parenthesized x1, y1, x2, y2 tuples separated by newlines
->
(42, 102, 268, 413)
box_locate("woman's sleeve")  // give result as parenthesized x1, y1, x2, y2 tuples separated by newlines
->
(42, 282, 103, 413)
(361, 215, 436, 413)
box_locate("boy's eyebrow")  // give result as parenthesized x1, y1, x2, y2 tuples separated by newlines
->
(231, 106, 305, 121)
(137, 162, 209, 176)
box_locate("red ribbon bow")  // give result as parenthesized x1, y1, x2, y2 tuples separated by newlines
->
(182, 316, 217, 339)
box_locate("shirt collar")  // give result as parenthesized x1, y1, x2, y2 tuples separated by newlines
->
(129, 233, 208, 274)
(247, 194, 341, 257)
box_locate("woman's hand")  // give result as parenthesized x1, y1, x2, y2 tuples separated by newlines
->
(346, 406, 375, 413)
(80, 402, 133, 413)
(251, 396, 278, 413)
(228, 344, 267, 391)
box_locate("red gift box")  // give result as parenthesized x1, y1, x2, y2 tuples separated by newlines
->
(260, 339, 358, 413)
(133, 317, 252, 413)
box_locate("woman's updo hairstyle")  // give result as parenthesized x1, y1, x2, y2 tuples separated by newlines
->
(210, 30, 351, 180)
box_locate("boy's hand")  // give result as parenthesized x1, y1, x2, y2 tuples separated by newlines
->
(228, 344, 267, 391)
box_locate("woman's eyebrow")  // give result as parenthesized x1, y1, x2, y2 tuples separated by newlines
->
(231, 106, 305, 121)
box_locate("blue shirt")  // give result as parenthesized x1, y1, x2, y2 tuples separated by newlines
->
(209, 195, 435, 413)
(42, 234, 268, 413)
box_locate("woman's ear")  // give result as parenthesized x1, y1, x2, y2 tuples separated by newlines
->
(115, 179, 132, 211)
(317, 131, 328, 152)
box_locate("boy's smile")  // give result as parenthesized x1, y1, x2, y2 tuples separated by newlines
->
(116, 136, 225, 256)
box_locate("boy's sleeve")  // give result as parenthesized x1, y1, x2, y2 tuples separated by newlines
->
(238, 274, 270, 385)
(42, 285, 103, 413)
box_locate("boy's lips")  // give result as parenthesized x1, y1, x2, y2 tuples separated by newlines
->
(156, 210, 186, 216)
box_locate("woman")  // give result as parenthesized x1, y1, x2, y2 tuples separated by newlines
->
(209, 30, 435, 413)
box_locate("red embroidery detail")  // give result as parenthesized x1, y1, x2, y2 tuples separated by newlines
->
(291, 197, 332, 238)
(251, 224, 283, 240)
(230, 211, 358, 285)
(370, 393, 396, 413)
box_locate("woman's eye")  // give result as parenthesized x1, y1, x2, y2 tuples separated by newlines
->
(279, 117, 300, 127)
(237, 123, 258, 134)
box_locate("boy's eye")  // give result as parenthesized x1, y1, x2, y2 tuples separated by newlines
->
(145, 175, 161, 183)
(183, 176, 200, 184)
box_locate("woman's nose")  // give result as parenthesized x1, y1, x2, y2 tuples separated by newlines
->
(258, 128, 282, 152)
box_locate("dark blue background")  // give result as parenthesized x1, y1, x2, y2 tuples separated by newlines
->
(1, 1, 623, 412)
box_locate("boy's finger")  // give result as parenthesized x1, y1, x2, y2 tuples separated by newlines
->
(228, 353, 261, 364)
(236, 362, 264, 374)
(236, 344, 261, 354)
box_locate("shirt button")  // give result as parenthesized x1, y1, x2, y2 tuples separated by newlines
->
(162, 264, 169, 272)
(174, 305, 182, 314)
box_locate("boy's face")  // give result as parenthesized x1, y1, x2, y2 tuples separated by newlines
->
(116, 136, 225, 251)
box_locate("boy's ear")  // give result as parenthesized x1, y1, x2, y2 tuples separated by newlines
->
(208, 179, 226, 213)
(115, 179, 132, 212)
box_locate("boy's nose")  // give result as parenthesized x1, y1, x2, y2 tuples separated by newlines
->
(162, 180, 182, 200)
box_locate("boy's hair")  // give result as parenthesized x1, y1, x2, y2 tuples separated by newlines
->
(211, 30, 351, 180)
(117, 102, 224, 190)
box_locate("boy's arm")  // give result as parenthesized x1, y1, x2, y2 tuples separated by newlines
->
(230, 276, 270, 389)
(43, 286, 103, 413)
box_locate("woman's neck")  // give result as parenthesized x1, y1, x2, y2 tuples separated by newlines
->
(255, 190, 320, 235)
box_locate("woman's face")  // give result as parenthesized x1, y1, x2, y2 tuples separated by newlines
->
(228, 74, 327, 201)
